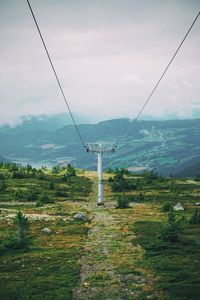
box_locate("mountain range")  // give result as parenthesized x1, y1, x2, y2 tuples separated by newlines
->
(0, 114, 199, 176)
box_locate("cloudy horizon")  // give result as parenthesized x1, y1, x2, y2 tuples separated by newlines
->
(0, 0, 199, 125)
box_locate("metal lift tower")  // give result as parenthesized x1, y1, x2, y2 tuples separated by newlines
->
(86, 143, 116, 206)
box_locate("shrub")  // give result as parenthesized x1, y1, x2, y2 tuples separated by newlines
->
(49, 181, 55, 190)
(107, 177, 114, 183)
(14, 189, 38, 201)
(66, 164, 76, 177)
(194, 175, 200, 182)
(52, 166, 60, 174)
(116, 194, 130, 209)
(12, 171, 27, 179)
(54, 190, 69, 197)
(36, 194, 54, 207)
(4, 211, 30, 250)
(111, 181, 124, 192)
(106, 168, 114, 174)
(144, 171, 159, 184)
(26, 189, 38, 201)
(109, 171, 137, 192)
(161, 202, 173, 212)
(14, 189, 24, 201)
(6, 162, 19, 172)
(158, 210, 186, 243)
(37, 174, 45, 180)
(137, 192, 144, 201)
(60, 174, 71, 183)
(0, 173, 5, 179)
(190, 210, 200, 224)
(0, 180, 6, 192)
(170, 183, 178, 193)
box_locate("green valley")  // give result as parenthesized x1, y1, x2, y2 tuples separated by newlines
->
(0, 116, 199, 176)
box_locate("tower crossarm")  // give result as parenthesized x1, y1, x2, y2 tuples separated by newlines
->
(85, 143, 117, 153)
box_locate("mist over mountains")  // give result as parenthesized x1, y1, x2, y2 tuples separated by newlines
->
(0, 114, 199, 176)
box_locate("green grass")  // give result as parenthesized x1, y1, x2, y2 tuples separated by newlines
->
(0, 166, 92, 205)
(0, 249, 80, 300)
(134, 220, 200, 300)
(1, 166, 200, 299)
(0, 166, 92, 299)
(0, 216, 90, 299)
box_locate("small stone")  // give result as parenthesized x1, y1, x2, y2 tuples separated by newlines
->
(83, 282, 90, 287)
(41, 227, 52, 233)
(173, 202, 184, 211)
(74, 213, 88, 221)
(147, 295, 154, 299)
(196, 202, 200, 206)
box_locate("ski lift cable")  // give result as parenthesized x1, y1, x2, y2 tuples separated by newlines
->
(26, 0, 86, 148)
(123, 11, 200, 140)
(135, 11, 200, 121)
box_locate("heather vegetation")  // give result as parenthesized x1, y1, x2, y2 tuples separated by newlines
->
(0, 163, 200, 299)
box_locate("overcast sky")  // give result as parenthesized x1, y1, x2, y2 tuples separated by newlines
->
(0, 0, 199, 125)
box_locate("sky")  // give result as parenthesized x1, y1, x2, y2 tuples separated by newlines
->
(0, 0, 199, 125)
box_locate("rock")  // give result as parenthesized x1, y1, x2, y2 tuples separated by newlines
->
(83, 282, 90, 287)
(74, 213, 88, 221)
(173, 202, 184, 211)
(41, 227, 52, 234)
(196, 202, 200, 206)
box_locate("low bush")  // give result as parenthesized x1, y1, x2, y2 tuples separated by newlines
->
(161, 202, 173, 212)
(36, 194, 54, 207)
(12, 171, 27, 179)
(137, 192, 144, 201)
(158, 210, 186, 243)
(4, 211, 30, 250)
(0, 173, 6, 179)
(116, 194, 130, 209)
(49, 181, 55, 190)
(0, 180, 6, 191)
(190, 209, 200, 224)
(54, 190, 69, 197)
(14, 189, 38, 201)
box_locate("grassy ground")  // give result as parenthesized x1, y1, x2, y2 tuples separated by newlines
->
(0, 166, 92, 299)
(134, 220, 200, 300)
(0, 166, 200, 299)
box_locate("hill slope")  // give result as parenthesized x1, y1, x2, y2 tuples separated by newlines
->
(0, 167, 200, 299)
(0, 117, 199, 175)
(0, 154, 8, 162)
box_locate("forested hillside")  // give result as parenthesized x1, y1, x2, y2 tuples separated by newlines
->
(0, 116, 199, 176)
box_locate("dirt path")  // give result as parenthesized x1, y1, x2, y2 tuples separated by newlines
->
(73, 176, 153, 299)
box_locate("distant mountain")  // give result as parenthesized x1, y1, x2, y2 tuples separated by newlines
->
(175, 160, 200, 178)
(1, 112, 95, 133)
(0, 154, 8, 162)
(0, 116, 199, 176)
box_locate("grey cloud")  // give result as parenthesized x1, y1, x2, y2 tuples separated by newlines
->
(0, 0, 199, 124)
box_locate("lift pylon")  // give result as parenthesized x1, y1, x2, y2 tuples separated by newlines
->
(86, 143, 116, 206)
